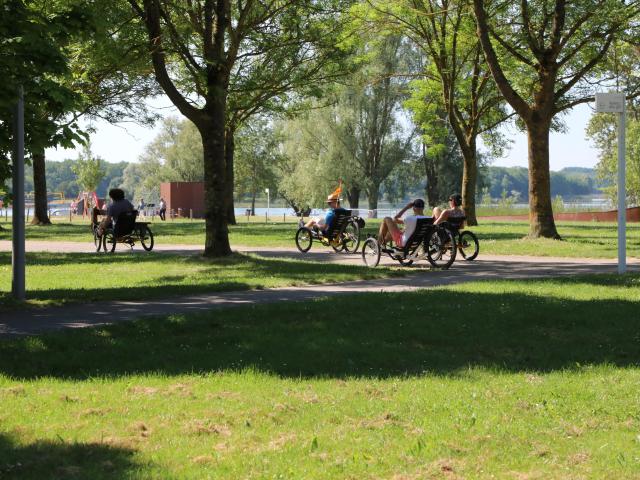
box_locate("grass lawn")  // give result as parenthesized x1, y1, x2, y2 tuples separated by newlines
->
(0, 251, 404, 309)
(1, 274, 639, 478)
(2, 217, 639, 258)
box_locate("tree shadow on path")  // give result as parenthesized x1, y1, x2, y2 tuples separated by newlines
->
(1, 274, 639, 380)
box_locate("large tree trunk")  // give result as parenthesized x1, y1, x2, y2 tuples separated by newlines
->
(200, 116, 232, 257)
(460, 138, 478, 226)
(31, 149, 51, 225)
(347, 186, 360, 208)
(367, 185, 380, 213)
(526, 117, 560, 239)
(225, 127, 236, 225)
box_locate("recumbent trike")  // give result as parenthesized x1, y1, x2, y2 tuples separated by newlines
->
(93, 210, 154, 252)
(295, 209, 364, 254)
(361, 217, 457, 268)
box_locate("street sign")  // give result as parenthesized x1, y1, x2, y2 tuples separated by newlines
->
(595, 92, 625, 113)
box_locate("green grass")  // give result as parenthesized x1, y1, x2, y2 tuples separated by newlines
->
(0, 251, 404, 309)
(1, 275, 640, 478)
(2, 217, 639, 258)
(471, 220, 640, 258)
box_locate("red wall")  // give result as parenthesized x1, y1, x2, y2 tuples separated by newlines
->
(480, 206, 640, 222)
(160, 182, 205, 218)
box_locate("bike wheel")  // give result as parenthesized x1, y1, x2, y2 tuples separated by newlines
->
(102, 230, 116, 253)
(361, 238, 381, 267)
(140, 225, 154, 251)
(342, 220, 361, 254)
(426, 227, 456, 269)
(93, 228, 103, 252)
(331, 237, 345, 252)
(459, 230, 479, 261)
(295, 227, 313, 253)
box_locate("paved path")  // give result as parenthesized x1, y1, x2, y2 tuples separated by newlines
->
(1, 239, 638, 337)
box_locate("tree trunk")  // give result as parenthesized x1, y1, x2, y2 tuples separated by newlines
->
(347, 186, 360, 208)
(31, 149, 51, 225)
(200, 116, 232, 256)
(225, 127, 236, 225)
(423, 144, 439, 208)
(526, 117, 560, 239)
(250, 190, 256, 216)
(460, 139, 478, 226)
(367, 185, 380, 213)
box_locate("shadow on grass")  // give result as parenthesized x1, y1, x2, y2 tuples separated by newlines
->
(0, 433, 145, 480)
(1, 275, 639, 379)
(0, 252, 403, 305)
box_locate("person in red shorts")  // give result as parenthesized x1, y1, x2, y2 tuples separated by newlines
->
(377, 199, 428, 248)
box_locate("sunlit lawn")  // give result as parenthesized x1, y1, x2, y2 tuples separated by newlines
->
(2, 217, 639, 258)
(1, 275, 639, 479)
(0, 251, 404, 309)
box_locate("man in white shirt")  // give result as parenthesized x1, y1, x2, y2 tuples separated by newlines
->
(378, 198, 429, 248)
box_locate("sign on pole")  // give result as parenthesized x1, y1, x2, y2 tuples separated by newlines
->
(596, 92, 626, 274)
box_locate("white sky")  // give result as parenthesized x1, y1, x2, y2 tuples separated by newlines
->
(45, 100, 601, 171)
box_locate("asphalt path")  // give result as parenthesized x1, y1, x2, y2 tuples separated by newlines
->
(1, 240, 638, 337)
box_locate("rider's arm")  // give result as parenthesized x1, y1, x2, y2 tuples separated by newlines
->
(393, 202, 413, 223)
(434, 209, 449, 225)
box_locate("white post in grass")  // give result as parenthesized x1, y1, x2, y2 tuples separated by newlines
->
(265, 188, 270, 223)
(596, 91, 626, 274)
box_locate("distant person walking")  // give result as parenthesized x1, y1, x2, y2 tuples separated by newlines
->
(159, 198, 167, 221)
(137, 198, 145, 218)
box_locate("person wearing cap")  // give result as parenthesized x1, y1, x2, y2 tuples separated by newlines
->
(304, 193, 346, 232)
(378, 199, 428, 248)
(433, 193, 465, 225)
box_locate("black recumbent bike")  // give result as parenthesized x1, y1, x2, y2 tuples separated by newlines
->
(93, 210, 154, 252)
(361, 217, 457, 268)
(295, 209, 364, 254)
(441, 216, 479, 261)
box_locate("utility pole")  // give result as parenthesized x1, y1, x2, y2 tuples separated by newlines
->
(596, 91, 626, 274)
(12, 86, 25, 300)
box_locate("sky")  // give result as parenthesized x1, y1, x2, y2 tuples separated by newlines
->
(45, 100, 602, 171)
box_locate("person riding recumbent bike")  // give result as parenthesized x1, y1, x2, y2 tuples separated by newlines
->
(441, 216, 479, 261)
(295, 209, 364, 254)
(361, 216, 457, 268)
(98, 210, 154, 252)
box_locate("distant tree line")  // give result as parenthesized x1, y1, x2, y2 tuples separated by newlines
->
(24, 153, 605, 207)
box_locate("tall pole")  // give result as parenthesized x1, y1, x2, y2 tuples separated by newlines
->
(617, 99, 626, 274)
(265, 188, 270, 222)
(12, 86, 26, 300)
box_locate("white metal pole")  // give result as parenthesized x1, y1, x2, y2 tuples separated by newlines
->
(12, 86, 25, 300)
(617, 102, 626, 274)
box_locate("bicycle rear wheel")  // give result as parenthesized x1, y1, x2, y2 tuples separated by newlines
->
(426, 227, 456, 269)
(459, 230, 479, 260)
(139, 225, 154, 251)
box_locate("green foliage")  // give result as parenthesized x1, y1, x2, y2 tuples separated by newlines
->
(588, 110, 640, 206)
(70, 144, 106, 193)
(234, 117, 283, 206)
(278, 37, 416, 209)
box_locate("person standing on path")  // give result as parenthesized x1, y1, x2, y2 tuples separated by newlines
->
(159, 198, 167, 221)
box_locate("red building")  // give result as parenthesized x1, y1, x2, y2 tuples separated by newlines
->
(160, 182, 205, 218)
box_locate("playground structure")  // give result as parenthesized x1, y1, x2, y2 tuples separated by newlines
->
(70, 191, 104, 218)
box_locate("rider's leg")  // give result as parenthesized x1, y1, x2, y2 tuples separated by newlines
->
(96, 217, 111, 237)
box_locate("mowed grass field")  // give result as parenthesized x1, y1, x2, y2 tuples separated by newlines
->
(1, 217, 639, 258)
(1, 275, 640, 479)
(0, 251, 404, 309)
